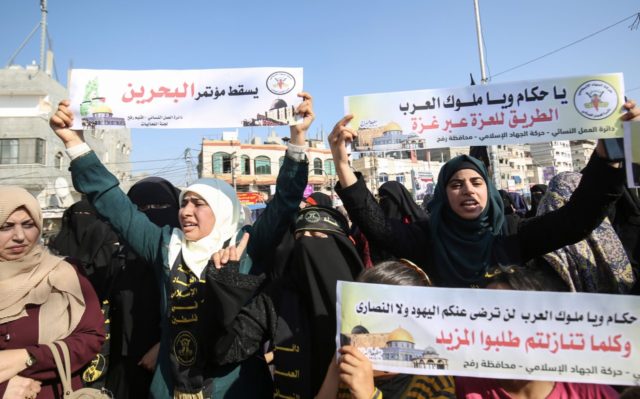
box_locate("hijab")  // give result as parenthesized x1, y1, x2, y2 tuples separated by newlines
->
(0, 186, 85, 343)
(128, 176, 181, 228)
(426, 155, 504, 286)
(287, 206, 364, 395)
(538, 172, 635, 293)
(49, 199, 120, 293)
(168, 178, 244, 278)
(378, 181, 427, 223)
(525, 184, 547, 218)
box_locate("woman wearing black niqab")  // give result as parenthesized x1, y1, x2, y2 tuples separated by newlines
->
(104, 177, 181, 399)
(208, 205, 364, 399)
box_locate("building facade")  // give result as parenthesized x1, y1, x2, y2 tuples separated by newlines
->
(0, 65, 132, 237)
(199, 133, 336, 195)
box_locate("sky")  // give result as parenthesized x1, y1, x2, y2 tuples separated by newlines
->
(1, 1, 639, 186)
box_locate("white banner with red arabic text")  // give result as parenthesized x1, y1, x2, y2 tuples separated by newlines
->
(337, 281, 640, 385)
(345, 73, 624, 150)
(68, 67, 303, 129)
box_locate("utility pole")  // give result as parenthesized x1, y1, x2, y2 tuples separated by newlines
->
(473, 0, 501, 188)
(39, 0, 47, 71)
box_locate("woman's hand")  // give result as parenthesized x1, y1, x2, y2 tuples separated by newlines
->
(0, 349, 29, 384)
(338, 345, 376, 399)
(212, 232, 249, 269)
(289, 92, 315, 146)
(137, 342, 160, 372)
(49, 100, 85, 148)
(328, 115, 358, 188)
(2, 376, 41, 399)
(620, 99, 639, 121)
(595, 99, 639, 162)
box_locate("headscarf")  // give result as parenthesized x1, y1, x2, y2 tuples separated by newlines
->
(426, 155, 504, 286)
(287, 205, 364, 396)
(0, 186, 85, 343)
(498, 190, 515, 215)
(168, 178, 244, 278)
(538, 172, 635, 293)
(378, 181, 427, 223)
(127, 176, 181, 228)
(303, 192, 333, 208)
(49, 199, 120, 297)
(525, 184, 547, 218)
(508, 192, 528, 217)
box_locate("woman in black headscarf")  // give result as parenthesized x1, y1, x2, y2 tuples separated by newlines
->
(369, 181, 428, 263)
(378, 181, 427, 224)
(498, 189, 520, 235)
(208, 205, 364, 399)
(50, 199, 120, 300)
(525, 184, 547, 218)
(104, 177, 181, 399)
(327, 103, 638, 288)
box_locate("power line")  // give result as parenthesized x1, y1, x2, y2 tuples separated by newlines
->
(490, 12, 640, 79)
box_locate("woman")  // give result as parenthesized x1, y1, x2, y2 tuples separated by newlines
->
(103, 177, 182, 399)
(536, 171, 635, 293)
(209, 205, 365, 399)
(327, 100, 639, 288)
(50, 94, 314, 398)
(0, 187, 105, 399)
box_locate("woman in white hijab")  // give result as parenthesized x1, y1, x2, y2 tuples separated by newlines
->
(50, 93, 314, 399)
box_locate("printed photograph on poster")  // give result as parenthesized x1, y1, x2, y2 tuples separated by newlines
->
(337, 281, 640, 386)
(68, 67, 303, 129)
(624, 121, 640, 188)
(344, 73, 625, 151)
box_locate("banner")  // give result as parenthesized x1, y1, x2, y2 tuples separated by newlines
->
(68, 67, 303, 129)
(625, 121, 640, 188)
(344, 73, 624, 150)
(337, 281, 640, 386)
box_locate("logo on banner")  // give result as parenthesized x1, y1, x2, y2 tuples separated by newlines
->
(574, 80, 618, 120)
(266, 71, 296, 95)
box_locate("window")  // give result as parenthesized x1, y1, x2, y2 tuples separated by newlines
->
(241, 155, 250, 175)
(313, 158, 323, 175)
(396, 175, 405, 184)
(324, 159, 336, 175)
(254, 156, 271, 175)
(55, 152, 64, 170)
(213, 152, 232, 174)
(0, 138, 45, 165)
(379, 172, 389, 183)
(0, 139, 18, 164)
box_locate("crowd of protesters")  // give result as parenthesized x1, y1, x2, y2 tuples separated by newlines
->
(0, 94, 638, 399)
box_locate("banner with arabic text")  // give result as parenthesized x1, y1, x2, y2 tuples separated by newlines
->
(337, 281, 640, 385)
(344, 73, 624, 150)
(625, 121, 640, 188)
(68, 67, 303, 129)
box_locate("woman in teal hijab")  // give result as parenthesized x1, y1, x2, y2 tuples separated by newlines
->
(328, 103, 639, 287)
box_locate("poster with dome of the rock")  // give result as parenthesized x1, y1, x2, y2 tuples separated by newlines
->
(344, 73, 624, 151)
(68, 67, 303, 129)
(337, 281, 640, 385)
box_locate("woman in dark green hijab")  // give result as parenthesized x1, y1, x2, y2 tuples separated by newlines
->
(328, 103, 639, 287)
(426, 155, 504, 285)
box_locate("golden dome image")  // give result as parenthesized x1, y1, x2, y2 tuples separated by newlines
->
(383, 121, 402, 133)
(91, 104, 113, 115)
(387, 326, 414, 344)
